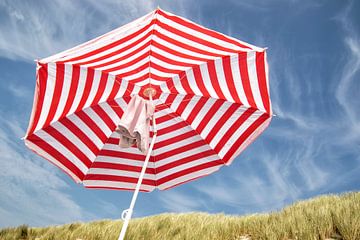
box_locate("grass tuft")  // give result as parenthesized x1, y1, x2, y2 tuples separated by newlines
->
(0, 192, 359, 240)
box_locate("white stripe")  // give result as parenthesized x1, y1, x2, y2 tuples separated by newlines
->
(88, 168, 155, 180)
(114, 78, 128, 99)
(210, 106, 246, 149)
(226, 116, 271, 165)
(99, 102, 121, 125)
(94, 155, 144, 167)
(230, 54, 250, 106)
(170, 94, 184, 111)
(156, 154, 219, 179)
(68, 66, 87, 114)
(25, 140, 81, 183)
(156, 25, 232, 56)
(152, 45, 204, 65)
(155, 135, 200, 155)
(83, 180, 155, 191)
(35, 62, 56, 131)
(67, 114, 103, 149)
(52, 121, 96, 161)
(155, 145, 210, 167)
(150, 55, 189, 71)
(155, 116, 182, 131)
(214, 58, 234, 102)
(185, 68, 202, 95)
(247, 51, 265, 111)
(34, 130, 88, 174)
(96, 44, 151, 71)
(84, 69, 101, 108)
(83, 107, 112, 136)
(53, 63, 72, 122)
(199, 63, 219, 98)
(191, 98, 217, 129)
(157, 13, 250, 52)
(99, 74, 116, 103)
(171, 75, 187, 94)
(218, 112, 258, 158)
(200, 101, 229, 138)
(82, 31, 153, 67)
(153, 35, 215, 60)
(111, 63, 149, 79)
(157, 165, 221, 190)
(181, 96, 197, 120)
(160, 9, 262, 51)
(156, 125, 191, 142)
(148, 66, 178, 78)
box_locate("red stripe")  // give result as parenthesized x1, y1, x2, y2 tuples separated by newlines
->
(151, 50, 194, 67)
(75, 111, 107, 142)
(156, 160, 223, 185)
(77, 31, 152, 66)
(90, 41, 151, 69)
(186, 97, 208, 124)
(59, 117, 99, 155)
(44, 125, 92, 167)
(44, 63, 64, 127)
(158, 9, 251, 50)
(156, 113, 176, 125)
(150, 61, 182, 75)
(76, 67, 94, 111)
(27, 63, 48, 136)
(91, 105, 116, 131)
(156, 140, 204, 161)
(156, 121, 188, 138)
(192, 65, 210, 97)
(107, 100, 125, 119)
(60, 65, 80, 118)
(106, 78, 121, 101)
(156, 20, 238, 54)
(196, 99, 224, 133)
(85, 174, 155, 186)
(98, 149, 145, 161)
(205, 103, 239, 143)
(154, 30, 222, 58)
(222, 56, 241, 103)
(214, 108, 256, 153)
(91, 72, 108, 105)
(156, 150, 216, 173)
(207, 60, 226, 99)
(91, 162, 155, 174)
(238, 52, 256, 108)
(256, 51, 270, 113)
(62, 20, 154, 63)
(152, 40, 209, 62)
(27, 134, 85, 180)
(223, 114, 269, 163)
(84, 185, 151, 192)
(155, 130, 196, 149)
(174, 94, 192, 115)
(104, 51, 149, 73)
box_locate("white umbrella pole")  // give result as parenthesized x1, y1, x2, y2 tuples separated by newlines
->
(118, 93, 157, 240)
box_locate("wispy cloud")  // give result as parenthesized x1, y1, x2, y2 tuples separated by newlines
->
(159, 190, 204, 212)
(0, 0, 155, 61)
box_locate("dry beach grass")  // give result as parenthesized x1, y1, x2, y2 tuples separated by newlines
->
(0, 192, 359, 240)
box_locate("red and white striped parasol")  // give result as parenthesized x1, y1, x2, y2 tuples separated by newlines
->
(24, 8, 272, 240)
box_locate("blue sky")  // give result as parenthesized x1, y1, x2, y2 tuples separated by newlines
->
(0, 0, 359, 228)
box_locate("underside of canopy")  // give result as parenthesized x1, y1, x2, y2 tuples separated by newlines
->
(24, 8, 272, 191)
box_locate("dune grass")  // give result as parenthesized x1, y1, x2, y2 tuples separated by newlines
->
(0, 192, 359, 240)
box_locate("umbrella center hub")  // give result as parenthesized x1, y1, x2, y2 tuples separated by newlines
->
(143, 87, 156, 98)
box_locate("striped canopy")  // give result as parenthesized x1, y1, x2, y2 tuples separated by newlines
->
(24, 8, 272, 192)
